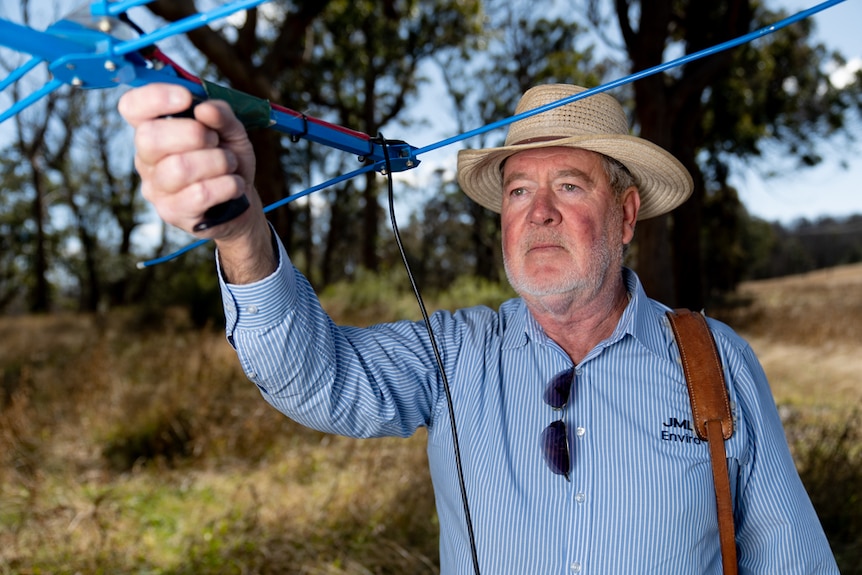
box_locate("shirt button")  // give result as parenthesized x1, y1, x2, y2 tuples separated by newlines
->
(246, 305, 259, 314)
(575, 492, 586, 504)
(571, 562, 582, 573)
(576, 426, 586, 438)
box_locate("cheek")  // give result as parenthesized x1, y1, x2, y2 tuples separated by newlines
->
(500, 221, 516, 258)
(500, 214, 528, 264)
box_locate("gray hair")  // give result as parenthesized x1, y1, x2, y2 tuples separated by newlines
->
(600, 154, 637, 199)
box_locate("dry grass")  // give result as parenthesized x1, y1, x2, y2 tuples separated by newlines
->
(0, 308, 437, 574)
(714, 262, 862, 410)
(713, 264, 862, 572)
(1, 265, 861, 573)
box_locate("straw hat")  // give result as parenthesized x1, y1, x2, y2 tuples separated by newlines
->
(456, 84, 693, 220)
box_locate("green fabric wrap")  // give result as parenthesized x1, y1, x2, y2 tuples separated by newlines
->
(202, 80, 272, 130)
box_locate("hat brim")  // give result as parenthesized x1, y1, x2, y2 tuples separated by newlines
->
(456, 135, 693, 220)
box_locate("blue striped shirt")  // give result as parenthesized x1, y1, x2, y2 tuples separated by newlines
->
(219, 237, 837, 574)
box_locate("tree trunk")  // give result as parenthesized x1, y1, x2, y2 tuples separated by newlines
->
(631, 75, 678, 305)
(28, 163, 50, 313)
(471, 203, 498, 281)
(617, 0, 751, 309)
(361, 170, 380, 272)
(634, 215, 676, 304)
(250, 129, 294, 248)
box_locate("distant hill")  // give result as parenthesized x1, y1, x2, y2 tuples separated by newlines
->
(747, 215, 862, 280)
(713, 262, 862, 409)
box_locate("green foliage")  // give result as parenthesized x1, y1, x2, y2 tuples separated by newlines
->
(433, 274, 516, 311)
(318, 267, 516, 326)
(392, 181, 504, 289)
(319, 267, 423, 325)
(701, 4, 860, 164)
(739, 214, 862, 281)
(127, 250, 226, 331)
(161, 259, 226, 330)
(702, 184, 748, 298)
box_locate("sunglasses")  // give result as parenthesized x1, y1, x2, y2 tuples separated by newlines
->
(541, 367, 574, 480)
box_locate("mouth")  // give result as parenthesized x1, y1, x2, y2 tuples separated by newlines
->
(527, 241, 565, 254)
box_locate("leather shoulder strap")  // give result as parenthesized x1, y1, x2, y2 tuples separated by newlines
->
(666, 308, 738, 575)
(666, 308, 733, 440)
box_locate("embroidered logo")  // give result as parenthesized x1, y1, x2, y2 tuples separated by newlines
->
(660, 416, 704, 445)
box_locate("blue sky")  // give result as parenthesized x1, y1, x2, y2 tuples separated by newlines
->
(734, 0, 862, 224)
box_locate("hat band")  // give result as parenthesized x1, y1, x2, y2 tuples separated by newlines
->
(509, 135, 568, 146)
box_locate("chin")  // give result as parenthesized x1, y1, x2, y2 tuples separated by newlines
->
(508, 274, 585, 299)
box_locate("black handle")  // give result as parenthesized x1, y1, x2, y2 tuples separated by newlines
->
(163, 102, 251, 232)
(192, 195, 251, 232)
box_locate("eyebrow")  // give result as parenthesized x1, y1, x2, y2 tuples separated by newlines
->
(502, 168, 596, 189)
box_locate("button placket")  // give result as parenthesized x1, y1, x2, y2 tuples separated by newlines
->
(568, 364, 591, 575)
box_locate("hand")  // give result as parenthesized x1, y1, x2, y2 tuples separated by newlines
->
(118, 83, 257, 236)
(118, 83, 276, 283)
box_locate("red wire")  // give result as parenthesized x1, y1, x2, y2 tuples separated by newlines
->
(149, 48, 203, 85)
(147, 49, 369, 142)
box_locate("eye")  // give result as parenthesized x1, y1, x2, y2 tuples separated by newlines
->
(508, 186, 528, 197)
(561, 183, 581, 193)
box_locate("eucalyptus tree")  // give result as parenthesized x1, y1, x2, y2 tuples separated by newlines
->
(590, 0, 862, 307)
(0, 1, 160, 312)
(0, 71, 80, 312)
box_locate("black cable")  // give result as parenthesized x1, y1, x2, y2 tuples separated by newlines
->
(117, 12, 145, 35)
(376, 135, 481, 575)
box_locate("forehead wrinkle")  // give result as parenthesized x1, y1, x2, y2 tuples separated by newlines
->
(502, 167, 597, 190)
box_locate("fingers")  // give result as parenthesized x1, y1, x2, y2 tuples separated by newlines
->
(133, 115, 220, 169)
(143, 174, 247, 232)
(138, 147, 238, 194)
(195, 99, 251, 147)
(119, 85, 273, 279)
(118, 84, 260, 237)
(118, 83, 193, 127)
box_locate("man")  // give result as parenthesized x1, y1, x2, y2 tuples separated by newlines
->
(119, 82, 838, 573)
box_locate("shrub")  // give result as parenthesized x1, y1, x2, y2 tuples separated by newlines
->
(432, 275, 516, 312)
(791, 410, 862, 573)
(102, 407, 194, 471)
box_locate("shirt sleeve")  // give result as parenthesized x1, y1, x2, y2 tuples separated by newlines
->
(217, 231, 445, 439)
(710, 321, 839, 573)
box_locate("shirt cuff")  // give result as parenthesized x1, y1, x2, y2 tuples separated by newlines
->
(217, 225, 296, 340)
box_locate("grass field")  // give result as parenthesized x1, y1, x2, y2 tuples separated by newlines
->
(719, 263, 862, 410)
(1, 265, 860, 574)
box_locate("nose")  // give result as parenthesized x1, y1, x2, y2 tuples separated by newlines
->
(528, 188, 562, 226)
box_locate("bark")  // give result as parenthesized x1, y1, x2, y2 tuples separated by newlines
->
(615, 0, 751, 308)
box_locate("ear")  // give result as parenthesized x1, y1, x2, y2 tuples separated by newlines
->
(620, 186, 640, 245)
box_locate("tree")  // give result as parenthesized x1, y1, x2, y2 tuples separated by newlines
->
(592, 0, 862, 308)
(1, 75, 79, 312)
(0, 1, 171, 313)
